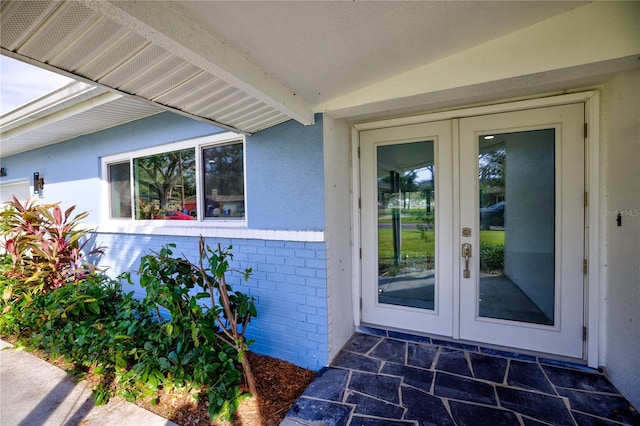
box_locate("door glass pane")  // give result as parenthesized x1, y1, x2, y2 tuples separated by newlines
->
(377, 141, 435, 310)
(478, 129, 555, 325)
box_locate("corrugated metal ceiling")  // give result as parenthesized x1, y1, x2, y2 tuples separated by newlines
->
(0, 0, 299, 135)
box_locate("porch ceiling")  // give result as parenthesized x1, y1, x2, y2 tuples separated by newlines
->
(1, 1, 639, 157)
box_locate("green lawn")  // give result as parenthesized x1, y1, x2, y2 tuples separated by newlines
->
(378, 228, 434, 261)
(377, 229, 504, 261)
(480, 230, 505, 246)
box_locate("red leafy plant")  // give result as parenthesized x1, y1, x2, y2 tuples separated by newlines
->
(1, 196, 105, 299)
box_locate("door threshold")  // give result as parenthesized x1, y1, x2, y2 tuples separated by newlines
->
(356, 324, 595, 373)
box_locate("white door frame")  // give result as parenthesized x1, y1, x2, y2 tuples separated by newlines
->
(351, 91, 601, 368)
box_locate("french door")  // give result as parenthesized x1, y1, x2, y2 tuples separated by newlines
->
(360, 103, 585, 358)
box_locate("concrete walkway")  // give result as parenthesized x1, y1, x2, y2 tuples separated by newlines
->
(0, 340, 176, 426)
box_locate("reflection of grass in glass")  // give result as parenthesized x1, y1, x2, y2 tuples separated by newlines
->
(378, 230, 502, 256)
(480, 230, 505, 274)
(377, 230, 504, 275)
(378, 210, 434, 224)
(480, 230, 505, 245)
(378, 229, 435, 275)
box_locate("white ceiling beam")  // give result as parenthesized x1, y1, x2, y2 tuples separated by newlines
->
(81, 0, 315, 126)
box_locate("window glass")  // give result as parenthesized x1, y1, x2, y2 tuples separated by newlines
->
(133, 148, 196, 220)
(104, 135, 245, 223)
(202, 143, 245, 219)
(108, 162, 131, 219)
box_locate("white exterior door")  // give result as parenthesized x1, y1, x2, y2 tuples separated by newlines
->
(359, 103, 585, 359)
(458, 104, 585, 358)
(360, 120, 454, 337)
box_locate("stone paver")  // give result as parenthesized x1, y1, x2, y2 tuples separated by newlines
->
(283, 329, 640, 426)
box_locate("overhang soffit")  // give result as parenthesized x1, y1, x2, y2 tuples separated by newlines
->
(0, 0, 315, 133)
(319, 1, 640, 115)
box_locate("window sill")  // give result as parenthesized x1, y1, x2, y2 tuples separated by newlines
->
(92, 220, 325, 242)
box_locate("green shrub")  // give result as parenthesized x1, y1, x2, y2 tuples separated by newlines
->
(0, 236, 257, 422)
(123, 238, 257, 419)
(480, 242, 504, 274)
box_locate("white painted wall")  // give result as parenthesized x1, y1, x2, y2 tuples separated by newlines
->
(0, 180, 30, 205)
(323, 114, 355, 361)
(602, 68, 640, 408)
(321, 1, 640, 117)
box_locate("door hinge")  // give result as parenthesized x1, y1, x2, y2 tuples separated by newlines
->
(359, 197, 361, 209)
(583, 326, 588, 341)
(359, 297, 363, 310)
(583, 259, 588, 274)
(359, 247, 362, 259)
(584, 192, 588, 208)
(358, 146, 361, 158)
(584, 123, 588, 138)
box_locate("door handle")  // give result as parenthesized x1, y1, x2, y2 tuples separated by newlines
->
(461, 243, 472, 279)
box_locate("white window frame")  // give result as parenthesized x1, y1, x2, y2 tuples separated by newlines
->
(100, 132, 247, 234)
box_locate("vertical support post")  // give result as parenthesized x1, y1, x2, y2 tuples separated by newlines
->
(390, 170, 402, 265)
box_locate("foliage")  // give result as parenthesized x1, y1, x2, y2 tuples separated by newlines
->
(479, 147, 506, 188)
(480, 242, 505, 274)
(0, 196, 105, 296)
(0, 237, 257, 422)
(134, 148, 195, 212)
(203, 143, 244, 197)
(416, 213, 435, 241)
(121, 237, 257, 420)
(479, 147, 506, 207)
(134, 199, 161, 220)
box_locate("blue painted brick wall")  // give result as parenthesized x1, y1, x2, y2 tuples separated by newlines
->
(96, 232, 329, 371)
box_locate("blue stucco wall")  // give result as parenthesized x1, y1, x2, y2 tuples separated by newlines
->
(97, 232, 328, 370)
(246, 114, 325, 231)
(0, 111, 330, 370)
(0, 112, 223, 214)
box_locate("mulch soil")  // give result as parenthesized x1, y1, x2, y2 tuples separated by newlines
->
(143, 352, 316, 426)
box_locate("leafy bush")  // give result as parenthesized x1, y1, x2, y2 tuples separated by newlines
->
(0, 236, 257, 422)
(121, 238, 257, 418)
(480, 242, 504, 274)
(0, 196, 105, 296)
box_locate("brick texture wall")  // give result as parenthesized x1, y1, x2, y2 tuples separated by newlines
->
(95, 233, 329, 371)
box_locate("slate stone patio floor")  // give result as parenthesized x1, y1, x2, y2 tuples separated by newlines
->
(282, 328, 639, 426)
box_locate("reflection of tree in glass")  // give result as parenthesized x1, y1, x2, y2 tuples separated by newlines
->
(203, 144, 243, 196)
(134, 148, 195, 212)
(479, 147, 505, 207)
(378, 170, 420, 210)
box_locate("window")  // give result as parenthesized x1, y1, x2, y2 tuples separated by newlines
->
(202, 143, 245, 219)
(134, 148, 196, 219)
(108, 162, 131, 218)
(103, 134, 245, 223)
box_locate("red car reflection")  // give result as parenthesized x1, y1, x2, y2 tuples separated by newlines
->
(153, 210, 195, 220)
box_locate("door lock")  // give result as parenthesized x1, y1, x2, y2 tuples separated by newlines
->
(461, 243, 472, 279)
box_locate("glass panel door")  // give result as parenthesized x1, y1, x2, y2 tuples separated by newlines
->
(377, 141, 435, 310)
(478, 129, 555, 325)
(358, 103, 585, 359)
(360, 120, 453, 337)
(459, 104, 585, 359)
